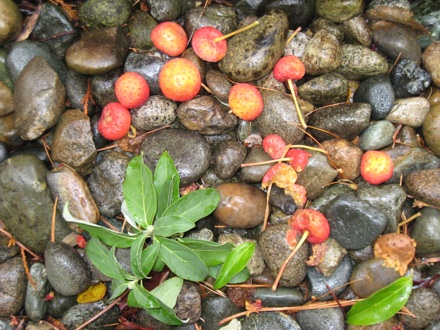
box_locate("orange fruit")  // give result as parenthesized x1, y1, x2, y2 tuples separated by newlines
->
(115, 72, 150, 109)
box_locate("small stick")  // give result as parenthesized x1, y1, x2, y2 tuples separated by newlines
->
(287, 79, 307, 129)
(214, 21, 259, 42)
(51, 196, 59, 243)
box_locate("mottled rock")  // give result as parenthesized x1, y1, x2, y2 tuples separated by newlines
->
(126, 10, 157, 50)
(78, 0, 132, 29)
(358, 120, 395, 151)
(422, 41, 440, 87)
(309, 18, 344, 43)
(0, 257, 26, 317)
(25, 263, 50, 322)
(423, 104, 440, 156)
(0, 0, 23, 46)
(315, 0, 363, 22)
(132, 95, 177, 131)
(390, 59, 432, 98)
(401, 288, 440, 329)
(61, 300, 119, 330)
(241, 312, 301, 329)
(308, 237, 347, 277)
(239, 146, 273, 183)
(386, 97, 430, 127)
(411, 207, 440, 257)
(341, 15, 372, 47)
(296, 307, 345, 330)
(175, 281, 201, 323)
(298, 72, 348, 106)
(146, 0, 195, 22)
(211, 140, 247, 180)
(405, 168, 440, 207)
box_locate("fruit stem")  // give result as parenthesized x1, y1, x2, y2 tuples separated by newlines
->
(241, 157, 292, 168)
(286, 145, 328, 154)
(287, 79, 307, 129)
(272, 229, 310, 291)
(286, 26, 302, 46)
(214, 21, 260, 42)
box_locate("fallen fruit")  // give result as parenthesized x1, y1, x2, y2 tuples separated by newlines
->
(97, 102, 131, 140)
(360, 150, 394, 185)
(159, 58, 201, 102)
(150, 21, 188, 57)
(192, 26, 228, 62)
(262, 134, 286, 159)
(286, 148, 310, 172)
(228, 83, 264, 121)
(115, 72, 150, 109)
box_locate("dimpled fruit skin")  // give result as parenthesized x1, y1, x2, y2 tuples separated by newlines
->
(159, 58, 201, 102)
(97, 102, 131, 140)
(150, 21, 188, 57)
(360, 150, 394, 185)
(115, 72, 150, 109)
(192, 26, 227, 62)
(228, 83, 264, 121)
(273, 55, 306, 82)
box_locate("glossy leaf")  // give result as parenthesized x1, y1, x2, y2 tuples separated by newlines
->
(132, 282, 161, 309)
(108, 279, 128, 302)
(155, 236, 209, 281)
(154, 151, 180, 218)
(64, 203, 137, 248)
(209, 264, 250, 284)
(346, 276, 413, 325)
(140, 241, 160, 276)
(109, 245, 136, 281)
(213, 242, 255, 289)
(177, 238, 234, 266)
(85, 238, 126, 281)
(153, 215, 195, 237)
(151, 277, 183, 308)
(162, 188, 220, 222)
(130, 234, 149, 278)
(121, 200, 139, 229)
(123, 154, 157, 227)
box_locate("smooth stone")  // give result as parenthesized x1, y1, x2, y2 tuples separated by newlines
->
(428, 85, 440, 107)
(307, 237, 347, 277)
(298, 73, 348, 106)
(310, 184, 355, 213)
(353, 75, 395, 120)
(0, 117, 24, 150)
(302, 29, 342, 76)
(386, 97, 430, 127)
(0, 80, 13, 116)
(47, 293, 77, 319)
(205, 69, 232, 103)
(177, 96, 237, 135)
(337, 44, 389, 80)
(127, 10, 157, 50)
(348, 245, 374, 264)
(45, 241, 91, 296)
(269, 185, 297, 215)
(423, 104, 440, 156)
(78, 0, 132, 29)
(411, 207, 440, 257)
(46, 165, 100, 234)
(132, 95, 177, 131)
(211, 140, 247, 180)
(25, 263, 50, 322)
(65, 26, 130, 75)
(307, 102, 371, 142)
(0, 48, 13, 90)
(390, 59, 432, 98)
(14, 56, 65, 141)
(241, 312, 301, 329)
(296, 149, 339, 200)
(350, 258, 401, 298)
(357, 182, 407, 233)
(309, 18, 344, 43)
(239, 146, 273, 183)
(371, 20, 422, 66)
(0, 142, 7, 162)
(358, 120, 395, 150)
(61, 300, 119, 330)
(218, 9, 288, 82)
(396, 125, 419, 147)
(90, 68, 120, 107)
(200, 295, 243, 330)
(347, 316, 400, 330)
(181, 47, 206, 81)
(146, 0, 194, 21)
(253, 90, 306, 144)
(324, 193, 389, 250)
(0, 155, 71, 253)
(0, 257, 26, 317)
(218, 234, 265, 276)
(315, 0, 363, 22)
(401, 288, 440, 329)
(264, 0, 315, 30)
(321, 138, 363, 181)
(5, 40, 68, 84)
(87, 151, 130, 218)
(258, 224, 309, 287)
(30, 2, 78, 58)
(0, 0, 22, 46)
(284, 31, 310, 58)
(140, 128, 211, 186)
(296, 307, 345, 330)
(422, 41, 440, 87)
(341, 15, 372, 48)
(254, 287, 303, 307)
(214, 182, 267, 229)
(405, 168, 440, 207)
(306, 255, 352, 301)
(66, 70, 95, 114)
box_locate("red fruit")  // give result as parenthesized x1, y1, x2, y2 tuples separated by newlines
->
(360, 150, 394, 185)
(45, 292, 55, 301)
(262, 134, 286, 159)
(192, 26, 228, 62)
(76, 235, 87, 248)
(273, 55, 306, 83)
(150, 21, 188, 57)
(115, 72, 150, 109)
(286, 148, 310, 172)
(228, 83, 264, 121)
(159, 58, 201, 102)
(98, 102, 131, 140)
(288, 209, 330, 245)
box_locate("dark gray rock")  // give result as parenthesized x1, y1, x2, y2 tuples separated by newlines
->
(146, 0, 195, 21)
(390, 59, 432, 97)
(298, 72, 348, 106)
(401, 288, 440, 329)
(411, 207, 440, 257)
(200, 295, 243, 330)
(264, 0, 315, 29)
(90, 68, 120, 107)
(269, 185, 297, 215)
(239, 146, 273, 184)
(211, 140, 247, 179)
(65, 70, 95, 114)
(254, 287, 303, 307)
(358, 120, 395, 150)
(126, 10, 157, 50)
(241, 312, 301, 329)
(25, 263, 50, 322)
(48, 293, 78, 319)
(78, 0, 132, 29)
(0, 257, 26, 317)
(61, 300, 120, 330)
(132, 95, 177, 131)
(296, 307, 345, 330)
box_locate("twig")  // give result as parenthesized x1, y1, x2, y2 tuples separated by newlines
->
(0, 226, 40, 260)
(21, 247, 36, 289)
(51, 196, 59, 243)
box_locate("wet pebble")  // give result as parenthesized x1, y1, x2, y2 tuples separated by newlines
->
(308, 237, 347, 277)
(199, 295, 243, 330)
(298, 72, 348, 106)
(258, 224, 309, 287)
(126, 10, 157, 50)
(386, 97, 430, 127)
(405, 168, 440, 208)
(0, 81, 14, 117)
(296, 307, 345, 330)
(423, 104, 440, 156)
(239, 146, 273, 183)
(241, 312, 301, 329)
(211, 140, 247, 180)
(78, 0, 132, 29)
(65, 70, 95, 114)
(205, 69, 231, 103)
(411, 207, 440, 257)
(253, 287, 303, 307)
(422, 41, 440, 87)
(310, 184, 355, 213)
(309, 18, 344, 44)
(324, 193, 389, 250)
(358, 120, 395, 151)
(132, 95, 177, 131)
(264, 0, 315, 30)
(0, 0, 23, 46)
(401, 287, 440, 329)
(390, 59, 432, 98)
(175, 281, 202, 323)
(25, 263, 50, 322)
(269, 185, 297, 215)
(341, 15, 372, 48)
(61, 300, 119, 330)
(0, 256, 26, 317)
(147, 0, 194, 22)
(315, 0, 363, 22)
(284, 31, 310, 58)
(47, 293, 77, 319)
(89, 68, 120, 107)
(411, 0, 440, 49)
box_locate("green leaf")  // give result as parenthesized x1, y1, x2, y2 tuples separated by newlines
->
(213, 242, 255, 289)
(132, 283, 161, 309)
(162, 188, 220, 223)
(346, 276, 413, 325)
(108, 279, 128, 302)
(153, 216, 195, 237)
(154, 151, 180, 218)
(121, 200, 139, 229)
(209, 264, 250, 284)
(85, 238, 126, 281)
(145, 306, 184, 326)
(155, 236, 209, 282)
(152, 255, 166, 272)
(151, 277, 183, 308)
(140, 242, 160, 276)
(177, 238, 234, 267)
(109, 246, 136, 281)
(130, 234, 149, 278)
(63, 203, 138, 248)
(123, 154, 157, 228)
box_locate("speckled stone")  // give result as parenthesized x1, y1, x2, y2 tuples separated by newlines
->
(404, 168, 440, 208)
(401, 288, 440, 329)
(296, 307, 345, 330)
(358, 120, 395, 151)
(298, 72, 348, 106)
(423, 104, 440, 156)
(386, 97, 430, 127)
(132, 95, 177, 131)
(390, 59, 432, 98)
(315, 0, 363, 22)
